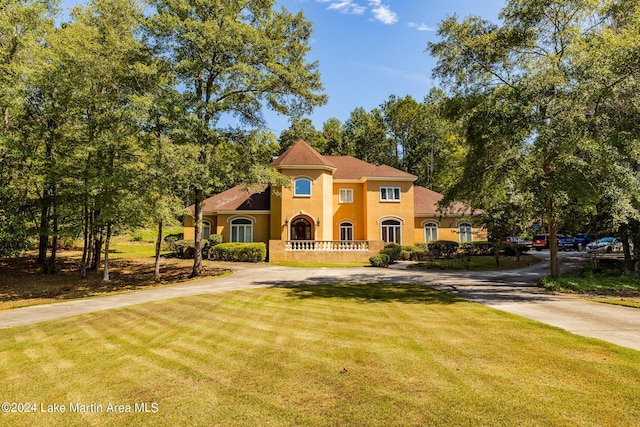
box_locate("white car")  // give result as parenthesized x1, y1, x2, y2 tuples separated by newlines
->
(586, 237, 623, 254)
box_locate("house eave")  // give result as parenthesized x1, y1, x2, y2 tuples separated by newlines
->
(204, 210, 271, 215)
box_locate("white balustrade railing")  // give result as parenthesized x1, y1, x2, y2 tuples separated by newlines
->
(285, 240, 370, 252)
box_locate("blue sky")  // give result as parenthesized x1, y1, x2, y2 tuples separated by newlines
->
(60, 0, 506, 134)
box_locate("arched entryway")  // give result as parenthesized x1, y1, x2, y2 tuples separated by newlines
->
(291, 217, 313, 240)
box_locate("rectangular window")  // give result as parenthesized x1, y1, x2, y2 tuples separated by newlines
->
(380, 187, 400, 201)
(339, 188, 353, 203)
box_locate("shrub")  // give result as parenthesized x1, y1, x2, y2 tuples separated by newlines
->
(460, 241, 494, 256)
(208, 234, 223, 245)
(369, 254, 390, 268)
(172, 239, 195, 258)
(210, 242, 266, 262)
(410, 244, 431, 261)
(164, 233, 184, 243)
(427, 240, 459, 259)
(501, 244, 530, 256)
(381, 243, 402, 263)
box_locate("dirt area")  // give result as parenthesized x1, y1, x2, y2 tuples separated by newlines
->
(0, 251, 229, 310)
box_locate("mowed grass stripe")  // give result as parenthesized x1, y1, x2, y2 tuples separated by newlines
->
(1, 283, 639, 426)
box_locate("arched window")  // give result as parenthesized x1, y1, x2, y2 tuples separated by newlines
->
(202, 220, 211, 240)
(339, 222, 354, 241)
(458, 222, 473, 243)
(381, 219, 401, 244)
(230, 218, 253, 243)
(424, 222, 438, 243)
(294, 178, 312, 197)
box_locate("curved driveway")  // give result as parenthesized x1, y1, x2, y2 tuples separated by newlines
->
(1, 252, 639, 352)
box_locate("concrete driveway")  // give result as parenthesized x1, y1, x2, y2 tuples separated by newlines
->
(1, 251, 639, 352)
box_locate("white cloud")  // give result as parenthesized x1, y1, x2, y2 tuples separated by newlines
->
(320, 0, 366, 15)
(317, 0, 398, 23)
(408, 22, 435, 31)
(368, 0, 397, 25)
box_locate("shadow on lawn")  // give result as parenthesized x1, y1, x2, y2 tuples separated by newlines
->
(272, 282, 463, 305)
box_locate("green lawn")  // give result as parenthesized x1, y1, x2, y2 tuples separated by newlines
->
(408, 254, 541, 271)
(1, 284, 639, 426)
(542, 274, 640, 308)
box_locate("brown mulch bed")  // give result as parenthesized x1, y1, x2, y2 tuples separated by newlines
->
(0, 251, 229, 310)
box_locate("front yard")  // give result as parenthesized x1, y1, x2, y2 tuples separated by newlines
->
(541, 258, 640, 308)
(1, 283, 639, 426)
(0, 245, 229, 310)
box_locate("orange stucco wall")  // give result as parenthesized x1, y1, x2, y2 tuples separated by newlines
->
(364, 181, 415, 245)
(413, 216, 487, 244)
(270, 167, 333, 241)
(332, 183, 365, 240)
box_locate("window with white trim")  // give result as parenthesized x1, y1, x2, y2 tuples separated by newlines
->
(380, 187, 400, 201)
(339, 222, 354, 241)
(230, 218, 253, 243)
(424, 222, 438, 243)
(294, 178, 312, 197)
(202, 220, 211, 240)
(339, 188, 353, 203)
(458, 222, 473, 243)
(381, 219, 401, 244)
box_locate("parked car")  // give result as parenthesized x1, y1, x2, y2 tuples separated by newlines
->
(558, 235, 579, 251)
(503, 236, 532, 247)
(586, 237, 623, 254)
(573, 233, 595, 250)
(532, 234, 548, 250)
(532, 233, 567, 251)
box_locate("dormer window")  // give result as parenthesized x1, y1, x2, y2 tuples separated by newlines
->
(294, 178, 312, 197)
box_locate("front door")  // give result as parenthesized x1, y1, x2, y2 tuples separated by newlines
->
(291, 218, 312, 240)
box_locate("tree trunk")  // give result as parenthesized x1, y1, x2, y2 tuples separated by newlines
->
(91, 225, 103, 271)
(154, 219, 163, 282)
(45, 187, 58, 274)
(37, 204, 49, 265)
(191, 188, 204, 277)
(547, 198, 560, 278)
(102, 223, 112, 283)
(494, 241, 500, 267)
(622, 227, 632, 274)
(81, 200, 90, 278)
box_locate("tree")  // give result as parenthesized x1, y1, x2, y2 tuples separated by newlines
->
(428, 0, 618, 277)
(58, 0, 159, 281)
(148, 0, 326, 276)
(0, 0, 58, 266)
(343, 107, 394, 165)
(278, 118, 324, 153)
(381, 95, 430, 171)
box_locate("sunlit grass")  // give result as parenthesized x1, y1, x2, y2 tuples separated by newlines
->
(1, 283, 639, 426)
(541, 274, 640, 294)
(408, 254, 541, 271)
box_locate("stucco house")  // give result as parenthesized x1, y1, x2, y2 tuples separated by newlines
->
(184, 140, 485, 262)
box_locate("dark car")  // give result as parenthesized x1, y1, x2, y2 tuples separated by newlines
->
(558, 235, 578, 251)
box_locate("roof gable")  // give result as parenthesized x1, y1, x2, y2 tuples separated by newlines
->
(270, 140, 336, 168)
(414, 186, 475, 215)
(190, 184, 270, 213)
